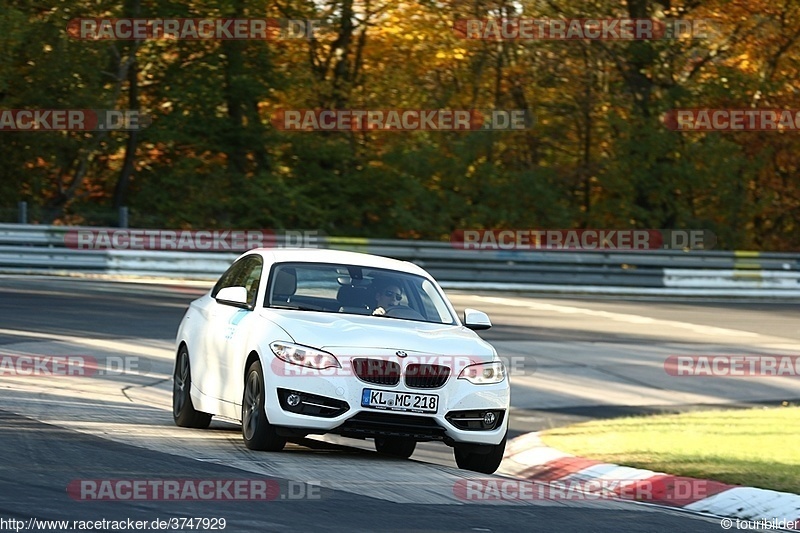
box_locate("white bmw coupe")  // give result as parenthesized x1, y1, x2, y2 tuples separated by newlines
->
(173, 248, 509, 473)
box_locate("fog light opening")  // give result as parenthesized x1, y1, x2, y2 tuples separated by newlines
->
(287, 393, 301, 407)
(483, 411, 496, 426)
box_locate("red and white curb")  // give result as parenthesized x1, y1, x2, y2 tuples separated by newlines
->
(498, 432, 800, 528)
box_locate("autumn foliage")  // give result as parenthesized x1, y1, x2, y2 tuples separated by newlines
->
(0, 0, 798, 250)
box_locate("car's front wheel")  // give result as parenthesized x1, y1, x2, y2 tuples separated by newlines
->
(374, 436, 416, 458)
(173, 346, 212, 429)
(453, 433, 507, 474)
(242, 360, 286, 452)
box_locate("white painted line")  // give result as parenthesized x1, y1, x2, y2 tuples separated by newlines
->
(441, 282, 800, 298)
(566, 464, 662, 483)
(505, 432, 550, 456)
(504, 446, 572, 470)
(0, 327, 173, 359)
(474, 296, 761, 338)
(684, 486, 800, 521)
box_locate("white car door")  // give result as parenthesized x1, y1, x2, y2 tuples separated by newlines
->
(203, 255, 263, 415)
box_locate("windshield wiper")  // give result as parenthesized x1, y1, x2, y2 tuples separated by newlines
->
(269, 304, 329, 312)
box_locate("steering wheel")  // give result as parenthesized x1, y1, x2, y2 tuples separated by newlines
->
(384, 305, 426, 320)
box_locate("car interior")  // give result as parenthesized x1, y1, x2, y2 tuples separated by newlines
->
(263, 264, 443, 323)
(336, 285, 372, 314)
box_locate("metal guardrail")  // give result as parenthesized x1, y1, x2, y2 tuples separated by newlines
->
(0, 224, 798, 297)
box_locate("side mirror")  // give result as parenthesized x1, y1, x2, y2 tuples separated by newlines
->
(464, 308, 492, 331)
(215, 286, 250, 309)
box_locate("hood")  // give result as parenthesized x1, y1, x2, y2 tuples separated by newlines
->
(259, 309, 495, 358)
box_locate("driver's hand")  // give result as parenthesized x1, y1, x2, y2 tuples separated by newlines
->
(372, 307, 386, 316)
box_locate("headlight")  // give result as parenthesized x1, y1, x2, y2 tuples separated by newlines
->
(458, 361, 505, 385)
(270, 342, 341, 370)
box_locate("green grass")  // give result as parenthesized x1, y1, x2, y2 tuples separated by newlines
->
(539, 405, 800, 494)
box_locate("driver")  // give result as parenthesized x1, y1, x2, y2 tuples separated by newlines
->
(372, 280, 403, 316)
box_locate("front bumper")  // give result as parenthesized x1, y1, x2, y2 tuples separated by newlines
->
(263, 356, 510, 446)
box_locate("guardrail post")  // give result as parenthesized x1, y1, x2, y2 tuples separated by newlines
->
(119, 206, 129, 228)
(17, 201, 27, 224)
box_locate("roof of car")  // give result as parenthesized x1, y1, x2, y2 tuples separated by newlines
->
(246, 248, 431, 277)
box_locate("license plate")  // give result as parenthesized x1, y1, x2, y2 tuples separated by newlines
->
(361, 389, 439, 414)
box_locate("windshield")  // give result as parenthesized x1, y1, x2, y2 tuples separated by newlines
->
(265, 262, 457, 325)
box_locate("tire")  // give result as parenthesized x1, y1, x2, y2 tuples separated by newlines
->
(453, 433, 507, 474)
(374, 436, 417, 459)
(173, 346, 212, 429)
(242, 360, 286, 452)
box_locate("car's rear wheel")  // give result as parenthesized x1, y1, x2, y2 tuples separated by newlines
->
(242, 360, 286, 451)
(173, 346, 212, 429)
(374, 436, 417, 458)
(453, 433, 507, 474)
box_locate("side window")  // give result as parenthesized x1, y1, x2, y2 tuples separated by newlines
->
(242, 260, 262, 305)
(212, 255, 263, 306)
